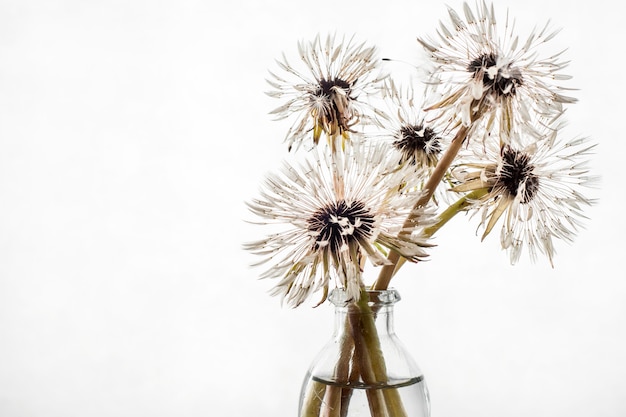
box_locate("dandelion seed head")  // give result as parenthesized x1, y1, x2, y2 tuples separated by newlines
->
(245, 143, 435, 307)
(267, 33, 387, 151)
(451, 121, 597, 265)
(418, 1, 575, 144)
(374, 79, 448, 174)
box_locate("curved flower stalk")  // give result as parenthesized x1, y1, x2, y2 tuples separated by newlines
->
(450, 123, 598, 265)
(266, 33, 389, 152)
(417, 1, 576, 144)
(244, 142, 435, 307)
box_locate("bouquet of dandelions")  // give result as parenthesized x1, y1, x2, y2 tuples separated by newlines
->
(245, 2, 597, 416)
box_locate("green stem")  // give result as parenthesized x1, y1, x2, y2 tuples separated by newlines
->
(423, 188, 489, 238)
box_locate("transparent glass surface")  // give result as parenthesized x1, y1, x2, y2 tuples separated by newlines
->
(298, 289, 430, 417)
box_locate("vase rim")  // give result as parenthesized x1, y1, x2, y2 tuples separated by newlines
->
(329, 287, 401, 306)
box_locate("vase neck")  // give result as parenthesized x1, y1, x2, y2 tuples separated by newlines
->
(330, 288, 400, 336)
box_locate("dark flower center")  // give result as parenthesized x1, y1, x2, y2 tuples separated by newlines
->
(312, 78, 354, 133)
(307, 199, 375, 252)
(498, 147, 539, 203)
(316, 78, 352, 98)
(467, 53, 523, 97)
(394, 124, 442, 165)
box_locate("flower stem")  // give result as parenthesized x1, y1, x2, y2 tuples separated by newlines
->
(321, 326, 355, 417)
(351, 291, 408, 417)
(300, 380, 325, 417)
(348, 306, 387, 416)
(423, 188, 489, 237)
(372, 124, 470, 290)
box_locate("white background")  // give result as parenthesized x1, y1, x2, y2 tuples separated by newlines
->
(0, 0, 624, 416)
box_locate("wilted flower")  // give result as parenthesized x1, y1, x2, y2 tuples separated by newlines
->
(451, 125, 597, 265)
(379, 79, 447, 170)
(245, 143, 435, 307)
(266, 33, 388, 151)
(418, 1, 576, 144)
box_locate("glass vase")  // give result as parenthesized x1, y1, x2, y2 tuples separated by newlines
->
(298, 288, 430, 417)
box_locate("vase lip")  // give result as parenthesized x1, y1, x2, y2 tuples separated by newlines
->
(329, 287, 401, 307)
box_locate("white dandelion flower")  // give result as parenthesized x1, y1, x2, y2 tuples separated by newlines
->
(244, 143, 435, 307)
(451, 126, 597, 266)
(379, 79, 448, 170)
(418, 1, 576, 143)
(370, 79, 461, 208)
(266, 33, 388, 152)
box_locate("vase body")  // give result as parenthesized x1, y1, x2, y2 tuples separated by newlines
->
(298, 288, 430, 417)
